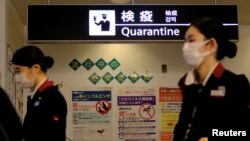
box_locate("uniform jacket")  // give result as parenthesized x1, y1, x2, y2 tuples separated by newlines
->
(23, 80, 67, 141)
(0, 87, 23, 141)
(173, 63, 250, 141)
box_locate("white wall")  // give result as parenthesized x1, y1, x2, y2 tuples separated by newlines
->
(40, 43, 187, 87)
(223, 25, 250, 78)
(0, 0, 6, 87)
(6, 0, 25, 50)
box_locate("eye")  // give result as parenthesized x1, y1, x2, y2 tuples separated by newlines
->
(14, 68, 21, 74)
(189, 39, 195, 43)
(185, 38, 195, 43)
(15, 70, 20, 74)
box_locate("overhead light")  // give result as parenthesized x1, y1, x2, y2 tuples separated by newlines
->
(110, 0, 131, 4)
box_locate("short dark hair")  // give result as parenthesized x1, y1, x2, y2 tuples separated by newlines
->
(12, 45, 54, 72)
(190, 16, 237, 60)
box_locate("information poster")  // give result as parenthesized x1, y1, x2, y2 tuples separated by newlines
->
(71, 87, 113, 141)
(7, 44, 15, 101)
(160, 88, 182, 141)
(7, 44, 23, 117)
(117, 87, 157, 141)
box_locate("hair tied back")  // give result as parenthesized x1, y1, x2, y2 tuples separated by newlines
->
(44, 56, 54, 69)
(225, 41, 237, 58)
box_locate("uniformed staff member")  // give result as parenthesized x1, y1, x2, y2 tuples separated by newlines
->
(173, 17, 250, 141)
(12, 45, 67, 141)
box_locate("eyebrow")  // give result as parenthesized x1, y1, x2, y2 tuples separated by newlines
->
(186, 34, 194, 40)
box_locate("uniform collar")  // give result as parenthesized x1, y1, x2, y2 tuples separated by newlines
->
(184, 62, 224, 86)
(29, 79, 47, 98)
(38, 80, 54, 92)
(28, 79, 54, 99)
(212, 63, 224, 78)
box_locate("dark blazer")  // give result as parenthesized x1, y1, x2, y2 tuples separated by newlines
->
(23, 80, 67, 141)
(173, 64, 250, 141)
(0, 87, 23, 141)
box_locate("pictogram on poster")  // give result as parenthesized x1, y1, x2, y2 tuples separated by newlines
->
(96, 100, 111, 115)
(139, 103, 155, 120)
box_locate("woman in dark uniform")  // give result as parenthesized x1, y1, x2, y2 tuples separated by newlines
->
(173, 17, 250, 141)
(12, 45, 67, 141)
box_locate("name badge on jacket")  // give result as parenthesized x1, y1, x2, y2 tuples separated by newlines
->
(210, 86, 226, 97)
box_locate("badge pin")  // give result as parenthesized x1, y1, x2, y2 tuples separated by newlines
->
(38, 97, 42, 100)
(53, 115, 60, 122)
(34, 101, 40, 107)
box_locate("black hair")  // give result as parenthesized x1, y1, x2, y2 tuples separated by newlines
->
(12, 45, 54, 73)
(190, 16, 237, 60)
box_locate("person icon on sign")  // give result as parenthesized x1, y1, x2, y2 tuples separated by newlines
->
(94, 14, 110, 31)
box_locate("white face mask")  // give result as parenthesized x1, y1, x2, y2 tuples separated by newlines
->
(182, 40, 212, 68)
(15, 71, 35, 89)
